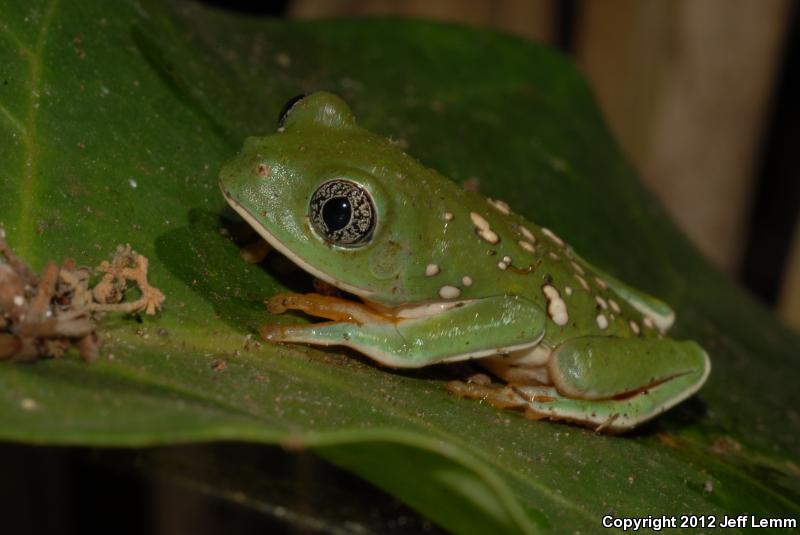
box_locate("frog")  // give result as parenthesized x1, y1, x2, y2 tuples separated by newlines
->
(219, 91, 711, 433)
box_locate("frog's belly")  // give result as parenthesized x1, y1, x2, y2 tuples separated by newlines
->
(479, 345, 553, 385)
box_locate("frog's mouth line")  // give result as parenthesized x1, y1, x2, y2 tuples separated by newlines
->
(222, 187, 471, 321)
(222, 187, 375, 297)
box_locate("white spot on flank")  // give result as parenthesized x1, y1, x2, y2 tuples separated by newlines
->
(542, 285, 568, 326)
(548, 252, 560, 260)
(488, 198, 511, 215)
(541, 227, 564, 246)
(519, 226, 536, 243)
(502, 255, 511, 264)
(596, 314, 609, 330)
(425, 263, 440, 277)
(564, 285, 573, 296)
(462, 275, 473, 286)
(443, 211, 454, 221)
(518, 240, 535, 253)
(469, 212, 490, 231)
(497, 261, 508, 270)
(439, 285, 461, 299)
(128, 178, 138, 188)
(479, 229, 499, 244)
(19, 398, 37, 411)
(570, 261, 585, 275)
(13, 295, 24, 306)
(574, 273, 590, 291)
(643, 316, 655, 329)
(629, 320, 640, 335)
(609, 299, 621, 314)
(594, 277, 608, 290)
(468, 212, 500, 243)
(595, 296, 608, 309)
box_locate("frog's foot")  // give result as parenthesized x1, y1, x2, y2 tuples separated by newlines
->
(260, 292, 395, 347)
(451, 336, 710, 432)
(445, 381, 558, 420)
(445, 381, 558, 422)
(447, 381, 632, 431)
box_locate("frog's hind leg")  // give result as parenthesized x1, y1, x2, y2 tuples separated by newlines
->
(446, 381, 559, 420)
(544, 336, 710, 431)
(451, 336, 710, 432)
(446, 381, 630, 431)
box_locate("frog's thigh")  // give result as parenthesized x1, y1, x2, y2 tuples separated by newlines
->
(550, 336, 709, 399)
(531, 336, 710, 430)
(266, 295, 546, 368)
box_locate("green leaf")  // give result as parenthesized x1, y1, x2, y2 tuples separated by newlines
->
(1, 1, 799, 533)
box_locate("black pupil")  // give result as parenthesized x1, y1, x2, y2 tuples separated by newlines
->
(322, 197, 351, 232)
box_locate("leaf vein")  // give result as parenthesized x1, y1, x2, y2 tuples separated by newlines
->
(18, 0, 59, 260)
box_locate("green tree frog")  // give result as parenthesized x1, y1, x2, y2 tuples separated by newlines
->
(219, 92, 711, 433)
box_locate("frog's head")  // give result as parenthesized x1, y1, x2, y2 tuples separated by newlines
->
(220, 92, 474, 309)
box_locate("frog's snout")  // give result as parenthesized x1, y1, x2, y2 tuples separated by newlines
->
(218, 171, 236, 202)
(218, 161, 252, 202)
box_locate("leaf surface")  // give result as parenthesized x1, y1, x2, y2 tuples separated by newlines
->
(1, 1, 799, 533)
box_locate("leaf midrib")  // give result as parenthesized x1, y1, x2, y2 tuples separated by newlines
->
(10, 0, 59, 261)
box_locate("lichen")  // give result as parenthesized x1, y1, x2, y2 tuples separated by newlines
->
(0, 231, 164, 362)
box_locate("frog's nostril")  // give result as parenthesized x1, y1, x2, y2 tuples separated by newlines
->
(257, 163, 271, 178)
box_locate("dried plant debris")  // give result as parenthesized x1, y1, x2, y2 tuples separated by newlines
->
(0, 232, 164, 362)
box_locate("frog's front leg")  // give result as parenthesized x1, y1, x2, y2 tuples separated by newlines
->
(451, 336, 710, 432)
(261, 293, 546, 368)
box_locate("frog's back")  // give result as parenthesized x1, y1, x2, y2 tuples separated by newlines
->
(482, 197, 666, 341)
(383, 161, 670, 346)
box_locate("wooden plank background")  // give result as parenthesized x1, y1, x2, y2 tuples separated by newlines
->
(289, 0, 800, 330)
(779, 214, 800, 329)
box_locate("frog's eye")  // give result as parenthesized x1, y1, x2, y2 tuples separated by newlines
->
(309, 180, 376, 247)
(278, 94, 306, 128)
